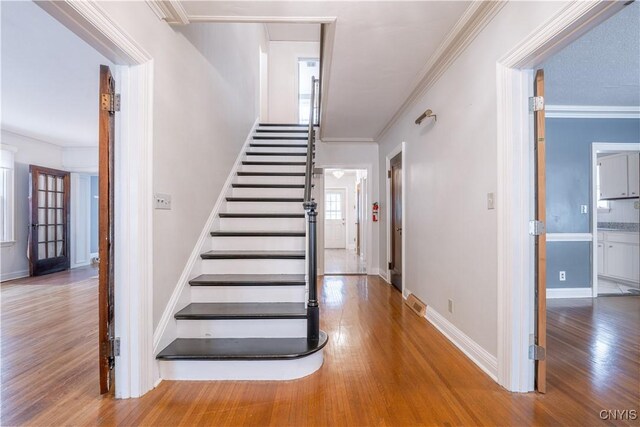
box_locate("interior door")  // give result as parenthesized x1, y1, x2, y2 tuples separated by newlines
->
(390, 153, 402, 292)
(533, 69, 547, 393)
(325, 189, 346, 248)
(29, 166, 70, 276)
(356, 182, 361, 255)
(99, 64, 116, 394)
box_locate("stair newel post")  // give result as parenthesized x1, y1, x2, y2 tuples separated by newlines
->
(304, 200, 319, 341)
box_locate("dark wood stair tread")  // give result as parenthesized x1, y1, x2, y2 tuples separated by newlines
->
(156, 332, 328, 360)
(245, 152, 307, 156)
(175, 302, 306, 320)
(259, 123, 307, 127)
(189, 274, 305, 286)
(250, 143, 308, 148)
(201, 250, 305, 259)
(219, 213, 305, 218)
(232, 183, 305, 188)
(253, 136, 307, 140)
(242, 161, 306, 166)
(255, 129, 308, 133)
(226, 197, 303, 202)
(237, 171, 305, 176)
(210, 231, 305, 237)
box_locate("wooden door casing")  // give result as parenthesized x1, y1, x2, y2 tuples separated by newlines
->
(29, 166, 71, 276)
(99, 64, 116, 394)
(534, 69, 547, 393)
(390, 153, 402, 292)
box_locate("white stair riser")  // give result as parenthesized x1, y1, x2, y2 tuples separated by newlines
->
(176, 318, 306, 338)
(158, 351, 323, 380)
(219, 217, 305, 230)
(231, 187, 304, 198)
(191, 285, 306, 303)
(256, 127, 309, 132)
(241, 164, 306, 173)
(253, 132, 308, 138)
(249, 146, 307, 154)
(225, 201, 305, 212)
(200, 258, 305, 274)
(210, 236, 305, 251)
(243, 155, 308, 163)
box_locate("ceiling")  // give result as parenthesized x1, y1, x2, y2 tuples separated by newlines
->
(180, 1, 471, 141)
(1, 1, 111, 147)
(266, 23, 320, 42)
(542, 1, 640, 106)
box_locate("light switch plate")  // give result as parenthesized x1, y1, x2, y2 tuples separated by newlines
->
(580, 205, 588, 214)
(559, 271, 566, 281)
(154, 193, 172, 210)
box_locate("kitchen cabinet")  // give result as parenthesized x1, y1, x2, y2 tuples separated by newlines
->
(598, 231, 640, 285)
(599, 154, 629, 200)
(628, 152, 639, 198)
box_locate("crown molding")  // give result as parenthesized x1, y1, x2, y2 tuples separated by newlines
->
(187, 15, 337, 24)
(546, 105, 640, 119)
(145, 0, 189, 25)
(376, 1, 506, 141)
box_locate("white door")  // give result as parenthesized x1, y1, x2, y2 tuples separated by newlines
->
(325, 189, 346, 248)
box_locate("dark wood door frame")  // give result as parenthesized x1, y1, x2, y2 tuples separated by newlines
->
(389, 152, 403, 292)
(99, 64, 116, 394)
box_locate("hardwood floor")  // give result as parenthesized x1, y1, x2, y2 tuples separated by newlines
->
(324, 249, 366, 274)
(1, 272, 638, 426)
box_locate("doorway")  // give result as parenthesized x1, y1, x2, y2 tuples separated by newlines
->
(324, 168, 367, 274)
(389, 153, 403, 292)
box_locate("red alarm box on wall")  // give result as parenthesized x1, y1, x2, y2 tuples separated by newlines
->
(372, 202, 379, 222)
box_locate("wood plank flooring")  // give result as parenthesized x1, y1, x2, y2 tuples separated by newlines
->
(1, 271, 638, 426)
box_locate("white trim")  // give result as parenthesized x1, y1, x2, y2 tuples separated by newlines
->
(546, 287, 593, 299)
(496, 0, 625, 393)
(144, 1, 189, 25)
(39, 0, 155, 399)
(546, 233, 593, 242)
(375, 268, 390, 284)
(377, 1, 506, 141)
(152, 119, 259, 359)
(385, 142, 405, 294)
(0, 144, 18, 153)
(188, 16, 337, 24)
(591, 142, 640, 298)
(546, 105, 640, 119)
(0, 270, 30, 282)
(426, 306, 498, 381)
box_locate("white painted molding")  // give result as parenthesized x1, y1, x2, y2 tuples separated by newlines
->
(377, 1, 506, 140)
(0, 270, 30, 282)
(546, 288, 593, 299)
(0, 144, 18, 153)
(546, 233, 593, 242)
(188, 16, 337, 24)
(546, 105, 640, 119)
(425, 306, 498, 381)
(144, 1, 189, 25)
(152, 118, 259, 356)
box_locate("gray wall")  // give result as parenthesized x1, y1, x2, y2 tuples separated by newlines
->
(90, 175, 98, 254)
(546, 117, 640, 288)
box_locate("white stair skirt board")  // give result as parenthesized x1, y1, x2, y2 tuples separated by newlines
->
(210, 236, 305, 251)
(191, 285, 306, 303)
(200, 258, 305, 275)
(224, 202, 305, 213)
(424, 305, 498, 381)
(177, 318, 307, 338)
(218, 217, 305, 230)
(158, 350, 324, 381)
(546, 288, 593, 299)
(231, 187, 304, 198)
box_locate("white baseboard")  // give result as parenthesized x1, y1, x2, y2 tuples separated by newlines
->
(425, 306, 498, 381)
(375, 268, 390, 284)
(546, 287, 593, 299)
(0, 269, 29, 282)
(152, 118, 259, 355)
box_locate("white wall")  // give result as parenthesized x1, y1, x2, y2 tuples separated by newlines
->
(325, 172, 358, 250)
(97, 2, 266, 329)
(0, 130, 97, 280)
(377, 1, 568, 358)
(268, 41, 319, 123)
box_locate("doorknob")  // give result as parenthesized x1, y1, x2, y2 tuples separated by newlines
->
(396, 227, 402, 231)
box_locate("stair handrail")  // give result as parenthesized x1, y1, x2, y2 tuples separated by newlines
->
(303, 76, 319, 341)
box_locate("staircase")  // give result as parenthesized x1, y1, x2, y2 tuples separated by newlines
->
(156, 120, 328, 381)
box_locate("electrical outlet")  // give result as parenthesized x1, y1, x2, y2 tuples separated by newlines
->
(580, 205, 588, 214)
(154, 193, 172, 210)
(487, 193, 495, 210)
(448, 299, 454, 313)
(559, 271, 566, 281)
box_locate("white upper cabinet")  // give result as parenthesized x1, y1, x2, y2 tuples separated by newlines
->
(598, 152, 640, 200)
(627, 152, 639, 198)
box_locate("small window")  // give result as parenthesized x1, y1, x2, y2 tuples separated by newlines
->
(325, 192, 342, 220)
(298, 58, 319, 124)
(0, 146, 16, 244)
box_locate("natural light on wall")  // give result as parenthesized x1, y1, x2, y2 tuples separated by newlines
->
(298, 58, 319, 124)
(0, 145, 17, 244)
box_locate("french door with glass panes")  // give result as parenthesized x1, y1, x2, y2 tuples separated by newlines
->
(29, 165, 70, 276)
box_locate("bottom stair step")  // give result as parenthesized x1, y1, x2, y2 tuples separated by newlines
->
(175, 302, 306, 319)
(156, 332, 328, 360)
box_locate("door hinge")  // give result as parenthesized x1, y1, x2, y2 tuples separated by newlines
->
(101, 93, 121, 113)
(388, 170, 391, 179)
(529, 96, 544, 112)
(529, 220, 546, 236)
(529, 344, 546, 361)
